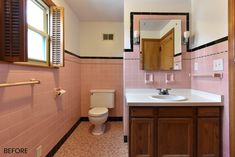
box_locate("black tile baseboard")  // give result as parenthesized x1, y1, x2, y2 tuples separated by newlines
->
(46, 118, 82, 157)
(80, 116, 123, 122)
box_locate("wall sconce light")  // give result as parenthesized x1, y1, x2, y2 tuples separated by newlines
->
(183, 31, 190, 44)
(133, 30, 140, 45)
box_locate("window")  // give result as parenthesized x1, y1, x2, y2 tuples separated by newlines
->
(0, 0, 64, 67)
(27, 0, 49, 63)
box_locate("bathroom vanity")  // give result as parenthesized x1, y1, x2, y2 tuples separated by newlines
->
(125, 89, 223, 157)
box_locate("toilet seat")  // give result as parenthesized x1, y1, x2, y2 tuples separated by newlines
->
(88, 107, 108, 116)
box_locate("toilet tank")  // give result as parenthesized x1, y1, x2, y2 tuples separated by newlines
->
(90, 89, 115, 108)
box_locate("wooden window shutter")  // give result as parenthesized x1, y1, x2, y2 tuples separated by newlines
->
(0, 0, 27, 62)
(50, 6, 64, 67)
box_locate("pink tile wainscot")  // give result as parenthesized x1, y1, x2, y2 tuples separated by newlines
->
(0, 53, 81, 156)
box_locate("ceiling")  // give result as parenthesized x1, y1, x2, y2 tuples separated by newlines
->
(140, 20, 170, 31)
(65, 0, 124, 21)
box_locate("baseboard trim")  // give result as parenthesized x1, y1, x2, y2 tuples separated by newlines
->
(46, 118, 82, 157)
(108, 117, 123, 121)
(124, 135, 128, 143)
(80, 116, 123, 122)
(80, 117, 89, 121)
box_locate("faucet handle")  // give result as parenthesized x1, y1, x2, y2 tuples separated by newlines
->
(164, 88, 171, 95)
(156, 88, 162, 92)
(156, 88, 162, 95)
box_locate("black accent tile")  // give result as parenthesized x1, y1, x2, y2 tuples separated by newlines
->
(46, 118, 82, 157)
(124, 12, 190, 52)
(80, 117, 89, 121)
(189, 36, 228, 52)
(80, 117, 123, 122)
(65, 50, 123, 60)
(174, 53, 182, 57)
(124, 136, 128, 143)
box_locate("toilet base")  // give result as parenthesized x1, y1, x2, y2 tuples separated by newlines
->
(92, 124, 106, 135)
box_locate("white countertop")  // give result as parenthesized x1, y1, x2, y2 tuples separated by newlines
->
(125, 89, 223, 106)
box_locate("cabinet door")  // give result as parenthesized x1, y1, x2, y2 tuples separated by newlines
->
(197, 118, 220, 157)
(158, 118, 193, 157)
(130, 118, 154, 157)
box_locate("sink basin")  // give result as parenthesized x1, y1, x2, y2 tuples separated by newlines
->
(151, 95, 187, 101)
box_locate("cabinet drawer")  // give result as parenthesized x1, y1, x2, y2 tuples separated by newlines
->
(158, 107, 194, 117)
(198, 108, 220, 117)
(130, 108, 154, 117)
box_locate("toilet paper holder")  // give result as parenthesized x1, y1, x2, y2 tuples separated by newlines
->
(55, 88, 66, 96)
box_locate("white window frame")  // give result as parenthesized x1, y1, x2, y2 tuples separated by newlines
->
(27, 0, 50, 65)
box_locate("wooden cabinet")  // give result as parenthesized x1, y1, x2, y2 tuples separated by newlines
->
(158, 118, 193, 157)
(130, 118, 154, 157)
(197, 108, 220, 157)
(129, 107, 222, 157)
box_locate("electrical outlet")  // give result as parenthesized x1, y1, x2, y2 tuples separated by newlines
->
(213, 59, 224, 71)
(194, 62, 198, 71)
(36, 145, 42, 157)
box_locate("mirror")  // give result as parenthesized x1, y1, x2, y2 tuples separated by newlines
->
(140, 20, 181, 70)
(131, 13, 189, 71)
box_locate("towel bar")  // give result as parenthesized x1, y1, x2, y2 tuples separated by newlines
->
(0, 79, 40, 88)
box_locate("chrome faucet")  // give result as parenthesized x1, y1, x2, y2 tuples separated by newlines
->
(157, 88, 171, 95)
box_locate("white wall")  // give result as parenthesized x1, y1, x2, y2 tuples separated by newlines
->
(52, 0, 80, 55)
(79, 22, 124, 57)
(190, 0, 228, 48)
(124, 0, 191, 49)
(160, 20, 182, 54)
(140, 30, 161, 39)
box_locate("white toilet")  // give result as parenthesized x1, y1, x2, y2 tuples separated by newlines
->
(88, 89, 115, 135)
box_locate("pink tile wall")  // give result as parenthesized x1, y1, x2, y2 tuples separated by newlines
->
(191, 41, 229, 157)
(80, 59, 123, 117)
(0, 53, 81, 157)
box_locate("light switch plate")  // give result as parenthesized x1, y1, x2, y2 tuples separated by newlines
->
(194, 62, 198, 71)
(213, 59, 224, 71)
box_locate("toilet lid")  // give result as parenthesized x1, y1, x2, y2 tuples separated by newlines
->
(89, 107, 108, 116)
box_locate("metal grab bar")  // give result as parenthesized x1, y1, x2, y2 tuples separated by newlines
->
(191, 73, 223, 79)
(0, 79, 40, 88)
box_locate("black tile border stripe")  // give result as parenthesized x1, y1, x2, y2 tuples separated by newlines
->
(174, 53, 182, 57)
(46, 116, 123, 156)
(124, 12, 190, 52)
(65, 50, 123, 60)
(189, 36, 228, 52)
(124, 12, 228, 53)
(65, 50, 80, 58)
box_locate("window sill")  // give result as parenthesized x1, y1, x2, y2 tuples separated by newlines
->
(14, 61, 58, 69)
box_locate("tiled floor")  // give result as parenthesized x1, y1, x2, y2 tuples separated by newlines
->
(54, 122, 128, 157)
